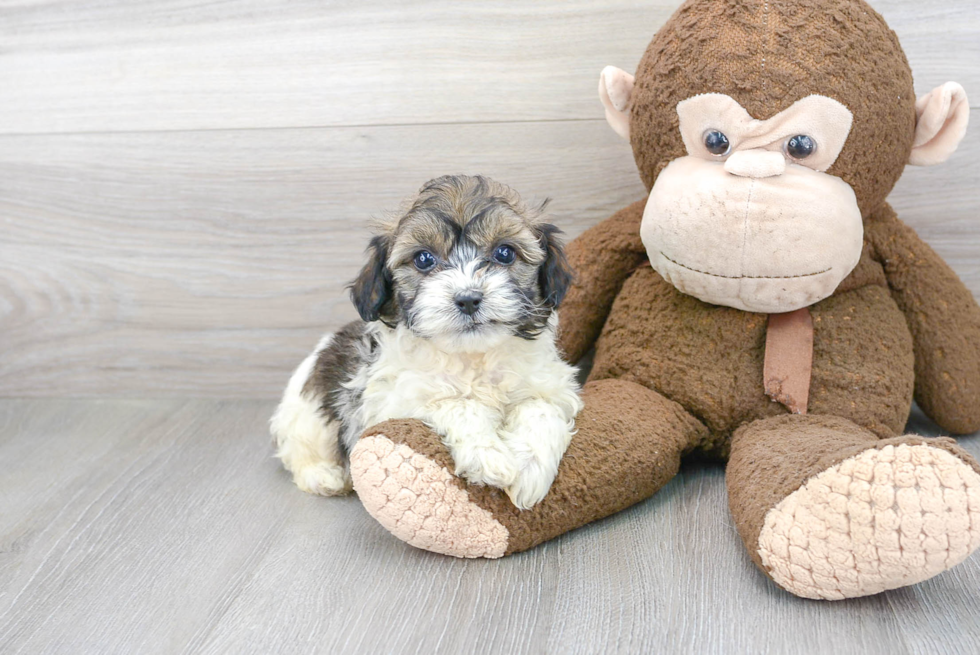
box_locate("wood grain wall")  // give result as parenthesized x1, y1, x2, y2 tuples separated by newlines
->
(1, 0, 978, 398)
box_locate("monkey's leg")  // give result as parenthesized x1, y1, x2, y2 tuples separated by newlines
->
(348, 379, 708, 558)
(727, 415, 980, 600)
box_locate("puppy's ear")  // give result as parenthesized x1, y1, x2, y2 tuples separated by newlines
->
(536, 223, 573, 308)
(349, 235, 393, 322)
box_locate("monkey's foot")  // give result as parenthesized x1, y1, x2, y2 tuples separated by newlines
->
(349, 380, 709, 558)
(350, 427, 509, 558)
(758, 438, 980, 600)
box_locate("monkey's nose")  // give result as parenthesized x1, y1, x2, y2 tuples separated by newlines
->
(454, 290, 483, 316)
(724, 149, 786, 178)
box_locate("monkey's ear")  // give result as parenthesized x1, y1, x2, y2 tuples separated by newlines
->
(349, 235, 392, 322)
(598, 66, 635, 140)
(536, 224, 573, 309)
(909, 82, 970, 166)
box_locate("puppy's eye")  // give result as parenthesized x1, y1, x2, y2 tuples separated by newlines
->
(413, 250, 436, 271)
(492, 244, 516, 265)
(785, 135, 816, 160)
(703, 130, 731, 156)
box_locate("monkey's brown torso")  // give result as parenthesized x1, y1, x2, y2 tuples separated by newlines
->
(588, 254, 915, 458)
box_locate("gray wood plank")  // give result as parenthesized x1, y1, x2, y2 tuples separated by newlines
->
(0, 398, 186, 602)
(0, 399, 978, 654)
(2, 113, 978, 398)
(0, 0, 975, 135)
(0, 399, 295, 653)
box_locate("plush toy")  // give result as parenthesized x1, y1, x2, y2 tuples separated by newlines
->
(347, 0, 980, 600)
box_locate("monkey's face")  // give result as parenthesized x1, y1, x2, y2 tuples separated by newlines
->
(595, 0, 968, 313)
(640, 94, 863, 313)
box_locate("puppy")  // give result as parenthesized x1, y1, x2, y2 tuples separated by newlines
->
(270, 175, 583, 509)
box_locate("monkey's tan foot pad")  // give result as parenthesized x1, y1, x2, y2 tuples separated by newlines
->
(350, 433, 509, 558)
(758, 440, 980, 600)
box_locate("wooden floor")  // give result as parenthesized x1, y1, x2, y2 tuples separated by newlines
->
(1, 398, 978, 654)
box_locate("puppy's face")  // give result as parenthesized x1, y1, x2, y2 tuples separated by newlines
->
(350, 176, 572, 351)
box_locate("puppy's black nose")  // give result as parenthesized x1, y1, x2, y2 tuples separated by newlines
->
(454, 290, 483, 316)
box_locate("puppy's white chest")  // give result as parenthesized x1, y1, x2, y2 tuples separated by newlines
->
(433, 359, 509, 396)
(360, 343, 518, 426)
(374, 355, 508, 400)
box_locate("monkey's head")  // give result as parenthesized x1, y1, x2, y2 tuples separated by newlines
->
(600, 0, 969, 313)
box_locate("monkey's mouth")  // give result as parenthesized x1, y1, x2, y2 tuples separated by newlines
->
(659, 252, 832, 280)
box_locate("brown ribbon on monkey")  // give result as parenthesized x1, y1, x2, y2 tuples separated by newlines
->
(764, 308, 814, 415)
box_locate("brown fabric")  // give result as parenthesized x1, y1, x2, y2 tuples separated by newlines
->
(833, 241, 888, 294)
(807, 286, 915, 438)
(629, 0, 915, 218)
(558, 199, 648, 363)
(364, 379, 708, 555)
(764, 308, 814, 414)
(866, 204, 980, 434)
(727, 414, 980, 576)
(588, 267, 913, 452)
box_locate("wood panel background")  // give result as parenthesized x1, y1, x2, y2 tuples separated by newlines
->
(1, 0, 978, 398)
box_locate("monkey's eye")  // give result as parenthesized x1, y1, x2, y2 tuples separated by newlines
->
(492, 244, 516, 265)
(785, 135, 816, 160)
(413, 250, 436, 271)
(703, 130, 731, 156)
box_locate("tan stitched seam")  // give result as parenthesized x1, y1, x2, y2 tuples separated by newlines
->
(660, 251, 831, 280)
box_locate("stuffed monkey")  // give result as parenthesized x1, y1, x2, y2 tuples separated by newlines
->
(347, 0, 980, 600)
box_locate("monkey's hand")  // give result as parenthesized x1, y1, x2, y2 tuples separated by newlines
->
(559, 198, 649, 363)
(867, 205, 980, 434)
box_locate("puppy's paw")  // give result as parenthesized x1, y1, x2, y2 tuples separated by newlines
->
(498, 407, 572, 510)
(506, 457, 557, 510)
(452, 441, 519, 489)
(293, 462, 352, 496)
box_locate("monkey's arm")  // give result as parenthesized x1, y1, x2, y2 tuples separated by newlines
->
(559, 198, 648, 363)
(866, 205, 980, 434)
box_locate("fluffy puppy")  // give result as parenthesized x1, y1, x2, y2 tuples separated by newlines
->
(270, 175, 583, 509)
